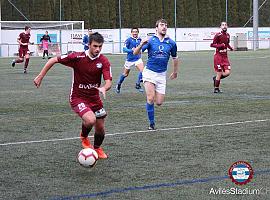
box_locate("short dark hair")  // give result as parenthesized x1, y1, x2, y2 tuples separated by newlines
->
(25, 26, 31, 31)
(155, 19, 168, 27)
(131, 27, 139, 32)
(220, 21, 227, 26)
(89, 32, 104, 44)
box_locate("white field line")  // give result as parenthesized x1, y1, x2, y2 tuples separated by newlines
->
(0, 119, 269, 147)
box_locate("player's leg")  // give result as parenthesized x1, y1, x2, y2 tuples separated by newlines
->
(135, 60, 144, 92)
(144, 81, 156, 130)
(12, 49, 24, 67)
(42, 50, 46, 59)
(214, 71, 222, 93)
(94, 118, 108, 159)
(213, 55, 223, 93)
(45, 50, 49, 58)
(116, 64, 131, 93)
(81, 110, 96, 148)
(24, 52, 30, 73)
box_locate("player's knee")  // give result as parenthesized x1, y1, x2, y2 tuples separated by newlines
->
(84, 118, 96, 127)
(147, 96, 155, 104)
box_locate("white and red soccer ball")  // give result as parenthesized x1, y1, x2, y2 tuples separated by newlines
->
(77, 148, 98, 168)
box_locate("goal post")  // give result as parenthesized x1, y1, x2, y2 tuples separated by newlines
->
(0, 21, 84, 57)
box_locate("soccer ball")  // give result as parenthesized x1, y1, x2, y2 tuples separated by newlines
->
(77, 148, 98, 168)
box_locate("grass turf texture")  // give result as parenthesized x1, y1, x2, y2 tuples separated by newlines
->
(0, 50, 270, 200)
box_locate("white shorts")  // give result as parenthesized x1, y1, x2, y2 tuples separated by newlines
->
(124, 58, 143, 70)
(142, 68, 166, 94)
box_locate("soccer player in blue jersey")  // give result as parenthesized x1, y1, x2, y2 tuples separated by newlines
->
(82, 28, 93, 50)
(133, 19, 180, 130)
(115, 28, 144, 93)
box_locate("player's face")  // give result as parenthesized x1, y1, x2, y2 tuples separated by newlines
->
(89, 41, 103, 57)
(26, 28, 31, 34)
(156, 22, 167, 36)
(131, 29, 139, 38)
(220, 22, 228, 32)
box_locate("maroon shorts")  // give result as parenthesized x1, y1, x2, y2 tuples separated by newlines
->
(70, 97, 107, 119)
(19, 48, 30, 58)
(214, 54, 231, 72)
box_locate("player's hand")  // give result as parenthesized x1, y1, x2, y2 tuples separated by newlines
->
(33, 74, 44, 88)
(169, 72, 178, 80)
(95, 87, 106, 99)
(140, 38, 149, 46)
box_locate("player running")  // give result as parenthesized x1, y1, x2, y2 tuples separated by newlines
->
(115, 27, 144, 93)
(34, 32, 112, 159)
(210, 21, 233, 93)
(40, 31, 51, 59)
(12, 26, 34, 74)
(82, 28, 93, 50)
(133, 19, 180, 130)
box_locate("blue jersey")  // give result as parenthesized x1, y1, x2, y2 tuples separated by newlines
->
(82, 34, 89, 50)
(142, 35, 177, 73)
(123, 37, 142, 62)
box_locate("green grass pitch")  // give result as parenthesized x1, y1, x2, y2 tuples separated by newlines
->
(0, 50, 270, 200)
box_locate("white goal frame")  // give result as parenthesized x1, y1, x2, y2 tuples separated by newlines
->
(0, 21, 84, 57)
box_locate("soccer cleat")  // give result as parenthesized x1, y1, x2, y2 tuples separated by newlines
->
(95, 147, 108, 159)
(11, 60, 16, 67)
(148, 123, 156, 130)
(214, 88, 222, 93)
(23, 69, 27, 74)
(115, 84, 121, 94)
(135, 83, 144, 93)
(42, 57, 45, 59)
(80, 132, 93, 149)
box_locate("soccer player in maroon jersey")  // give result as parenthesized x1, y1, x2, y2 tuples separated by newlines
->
(12, 26, 34, 74)
(210, 22, 234, 93)
(33, 32, 112, 159)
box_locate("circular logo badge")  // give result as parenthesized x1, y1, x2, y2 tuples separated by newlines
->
(228, 161, 254, 185)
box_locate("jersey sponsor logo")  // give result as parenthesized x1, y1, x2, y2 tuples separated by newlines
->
(159, 45, 164, 52)
(78, 83, 99, 89)
(96, 62, 102, 68)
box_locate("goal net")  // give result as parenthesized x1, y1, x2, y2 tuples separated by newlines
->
(0, 21, 84, 57)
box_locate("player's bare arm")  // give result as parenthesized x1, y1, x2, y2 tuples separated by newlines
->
(133, 38, 148, 55)
(34, 57, 59, 88)
(169, 57, 179, 80)
(96, 79, 112, 99)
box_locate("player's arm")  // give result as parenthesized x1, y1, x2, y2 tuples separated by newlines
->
(34, 57, 59, 88)
(227, 37, 233, 51)
(210, 35, 225, 49)
(169, 43, 179, 80)
(133, 38, 148, 55)
(82, 35, 88, 46)
(48, 36, 52, 43)
(169, 58, 179, 80)
(96, 79, 112, 100)
(17, 37, 23, 45)
(122, 39, 133, 53)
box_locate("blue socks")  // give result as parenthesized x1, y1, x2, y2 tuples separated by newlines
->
(146, 103, 155, 125)
(117, 74, 126, 85)
(136, 72, 142, 85)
